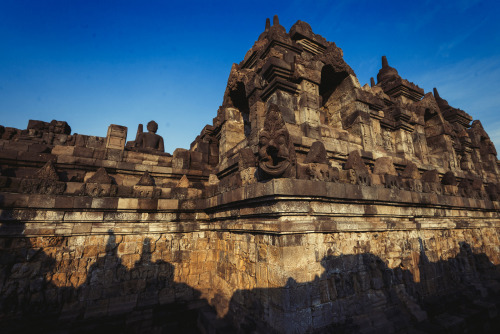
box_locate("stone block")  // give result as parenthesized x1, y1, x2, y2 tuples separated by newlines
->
(64, 211, 103, 221)
(72, 223, 92, 234)
(0, 149, 18, 160)
(91, 197, 118, 209)
(28, 143, 50, 153)
(73, 196, 92, 209)
(93, 149, 106, 160)
(158, 199, 178, 210)
(134, 164, 152, 172)
(138, 198, 158, 210)
(344, 184, 362, 200)
(54, 196, 75, 209)
(103, 212, 140, 221)
(143, 153, 160, 163)
(65, 182, 84, 195)
(101, 160, 118, 168)
(325, 182, 346, 199)
(172, 148, 190, 169)
(57, 154, 77, 164)
(91, 222, 116, 233)
(106, 148, 123, 161)
(74, 146, 94, 158)
(51, 145, 75, 156)
(141, 159, 157, 166)
(18, 152, 57, 163)
(28, 194, 56, 208)
(1, 193, 29, 208)
(117, 198, 138, 210)
(74, 156, 97, 166)
(158, 155, 173, 166)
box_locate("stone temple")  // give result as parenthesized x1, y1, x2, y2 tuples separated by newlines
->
(1, 17, 499, 333)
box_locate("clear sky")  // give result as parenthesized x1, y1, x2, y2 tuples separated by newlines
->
(1, 0, 499, 154)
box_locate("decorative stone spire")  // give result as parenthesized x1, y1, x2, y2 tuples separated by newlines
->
(259, 15, 287, 40)
(382, 55, 389, 68)
(433, 87, 440, 99)
(370, 77, 376, 87)
(377, 55, 400, 84)
(273, 15, 279, 26)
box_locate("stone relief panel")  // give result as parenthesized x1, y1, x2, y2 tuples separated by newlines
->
(258, 104, 296, 180)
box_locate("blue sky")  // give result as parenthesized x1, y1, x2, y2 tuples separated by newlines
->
(1, 0, 499, 153)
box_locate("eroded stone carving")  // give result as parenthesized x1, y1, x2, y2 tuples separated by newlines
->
(373, 157, 401, 189)
(133, 171, 160, 198)
(421, 170, 442, 194)
(81, 167, 117, 197)
(20, 161, 66, 195)
(441, 171, 458, 195)
(304, 163, 339, 182)
(258, 104, 296, 180)
(298, 141, 338, 181)
(344, 151, 371, 186)
(305, 141, 328, 164)
(136, 171, 155, 186)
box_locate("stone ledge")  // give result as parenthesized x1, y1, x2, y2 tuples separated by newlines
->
(3, 218, 499, 237)
(207, 178, 500, 211)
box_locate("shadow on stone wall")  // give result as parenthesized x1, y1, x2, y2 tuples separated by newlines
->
(1, 220, 500, 333)
(0, 222, 209, 333)
(219, 240, 500, 334)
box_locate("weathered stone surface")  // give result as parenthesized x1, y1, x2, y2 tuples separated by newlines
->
(373, 156, 397, 176)
(258, 104, 296, 180)
(19, 161, 66, 195)
(106, 124, 128, 150)
(136, 171, 155, 186)
(0, 16, 499, 334)
(86, 167, 114, 184)
(297, 162, 339, 182)
(305, 141, 328, 164)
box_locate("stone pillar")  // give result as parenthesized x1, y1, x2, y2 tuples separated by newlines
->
(219, 108, 245, 158)
(298, 80, 321, 126)
(395, 129, 415, 159)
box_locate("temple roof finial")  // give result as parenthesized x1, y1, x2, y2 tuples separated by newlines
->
(265, 18, 270, 31)
(382, 55, 389, 68)
(370, 77, 375, 87)
(273, 15, 279, 26)
(433, 87, 440, 99)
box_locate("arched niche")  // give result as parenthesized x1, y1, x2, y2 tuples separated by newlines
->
(228, 82, 251, 140)
(319, 64, 349, 107)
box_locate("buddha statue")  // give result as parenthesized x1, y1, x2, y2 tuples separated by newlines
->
(135, 120, 165, 153)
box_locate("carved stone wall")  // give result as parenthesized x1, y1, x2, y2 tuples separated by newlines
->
(1, 16, 500, 334)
